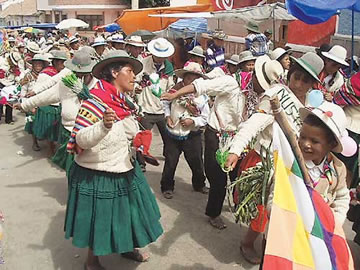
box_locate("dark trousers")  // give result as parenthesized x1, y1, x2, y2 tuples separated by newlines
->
(0, 104, 13, 123)
(204, 126, 239, 218)
(161, 131, 206, 192)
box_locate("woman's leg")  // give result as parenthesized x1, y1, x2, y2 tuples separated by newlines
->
(85, 248, 104, 270)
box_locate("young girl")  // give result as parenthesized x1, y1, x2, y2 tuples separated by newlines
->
(299, 102, 351, 224)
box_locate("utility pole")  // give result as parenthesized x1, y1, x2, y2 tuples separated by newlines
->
(132, 0, 139, 9)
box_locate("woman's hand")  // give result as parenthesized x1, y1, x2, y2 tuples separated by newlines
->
(324, 92, 333, 102)
(13, 103, 24, 112)
(225, 153, 239, 170)
(161, 92, 177, 101)
(166, 117, 175, 128)
(103, 108, 116, 129)
(180, 118, 194, 127)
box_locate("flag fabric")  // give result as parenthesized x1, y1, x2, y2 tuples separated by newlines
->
(263, 123, 354, 270)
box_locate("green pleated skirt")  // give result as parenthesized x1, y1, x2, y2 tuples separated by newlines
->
(64, 162, 163, 256)
(33, 105, 61, 142)
(24, 113, 35, 135)
(51, 125, 74, 175)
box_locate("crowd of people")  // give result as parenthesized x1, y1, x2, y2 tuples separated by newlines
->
(0, 19, 359, 269)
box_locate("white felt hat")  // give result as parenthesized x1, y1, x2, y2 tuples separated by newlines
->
(147, 37, 175, 58)
(322, 45, 349, 67)
(254, 55, 284, 90)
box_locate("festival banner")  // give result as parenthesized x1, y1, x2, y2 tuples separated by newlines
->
(209, 0, 261, 10)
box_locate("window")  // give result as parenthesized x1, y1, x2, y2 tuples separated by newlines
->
(77, 15, 104, 31)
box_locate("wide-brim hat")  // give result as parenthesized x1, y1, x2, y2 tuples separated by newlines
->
(49, 50, 68, 61)
(26, 42, 40, 54)
(188, 46, 205, 58)
(322, 45, 349, 67)
(91, 37, 107, 47)
(111, 33, 125, 43)
(299, 101, 349, 153)
(147, 37, 175, 58)
(175, 62, 208, 79)
(270, 48, 288, 61)
(291, 52, 324, 83)
(246, 21, 261, 34)
(69, 36, 79, 44)
(9, 52, 21, 65)
(254, 55, 284, 90)
(29, 54, 49, 64)
(8, 37, 15, 42)
(238, 51, 257, 65)
(64, 51, 97, 73)
(226, 54, 240, 66)
(92, 49, 143, 79)
(125, 35, 146, 47)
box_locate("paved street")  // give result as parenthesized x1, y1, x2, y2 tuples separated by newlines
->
(0, 112, 359, 270)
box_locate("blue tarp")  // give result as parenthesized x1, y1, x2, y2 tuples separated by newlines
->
(169, 18, 208, 34)
(3, 23, 57, 30)
(286, 0, 360, 24)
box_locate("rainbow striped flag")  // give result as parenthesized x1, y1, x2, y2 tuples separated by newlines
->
(263, 123, 354, 270)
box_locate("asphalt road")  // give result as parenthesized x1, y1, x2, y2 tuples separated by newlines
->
(0, 112, 359, 270)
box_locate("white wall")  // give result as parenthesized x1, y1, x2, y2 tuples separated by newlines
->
(37, 0, 51, 11)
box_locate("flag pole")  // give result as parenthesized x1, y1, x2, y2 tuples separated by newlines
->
(270, 96, 312, 187)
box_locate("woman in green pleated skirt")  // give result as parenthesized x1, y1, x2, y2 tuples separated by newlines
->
(33, 105, 61, 155)
(51, 124, 74, 175)
(64, 162, 163, 256)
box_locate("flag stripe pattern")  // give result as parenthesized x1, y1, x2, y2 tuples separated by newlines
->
(263, 123, 354, 270)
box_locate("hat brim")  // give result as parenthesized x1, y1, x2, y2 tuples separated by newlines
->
(175, 69, 208, 79)
(91, 42, 107, 47)
(188, 51, 205, 58)
(246, 25, 261, 34)
(111, 40, 125, 44)
(147, 39, 175, 58)
(225, 59, 239, 66)
(299, 107, 342, 153)
(291, 56, 321, 83)
(92, 56, 143, 79)
(9, 54, 18, 65)
(50, 56, 67, 61)
(238, 56, 257, 65)
(321, 52, 349, 67)
(126, 42, 146, 47)
(254, 56, 271, 90)
(64, 59, 96, 74)
(27, 48, 40, 54)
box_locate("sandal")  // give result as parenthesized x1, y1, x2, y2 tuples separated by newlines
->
(32, 144, 40, 151)
(122, 249, 150, 262)
(162, 190, 173, 199)
(208, 216, 227, 230)
(240, 245, 261, 265)
(84, 263, 106, 270)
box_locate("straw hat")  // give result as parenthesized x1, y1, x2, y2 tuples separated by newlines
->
(79, 46, 97, 60)
(9, 52, 22, 65)
(299, 101, 351, 153)
(69, 36, 79, 44)
(64, 51, 97, 73)
(92, 50, 143, 79)
(49, 50, 68, 61)
(29, 54, 49, 64)
(125, 35, 146, 47)
(270, 48, 288, 61)
(91, 37, 107, 47)
(188, 46, 205, 58)
(264, 29, 273, 35)
(238, 51, 257, 64)
(26, 42, 40, 54)
(211, 29, 227, 40)
(322, 45, 349, 67)
(147, 37, 175, 58)
(246, 21, 261, 34)
(175, 62, 208, 79)
(226, 54, 240, 66)
(111, 33, 125, 43)
(291, 52, 324, 83)
(254, 55, 284, 90)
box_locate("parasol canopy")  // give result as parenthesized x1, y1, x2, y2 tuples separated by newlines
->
(56, 19, 89, 30)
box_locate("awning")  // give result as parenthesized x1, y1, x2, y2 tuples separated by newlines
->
(169, 17, 208, 33)
(211, 2, 296, 22)
(115, 4, 212, 35)
(149, 12, 213, 18)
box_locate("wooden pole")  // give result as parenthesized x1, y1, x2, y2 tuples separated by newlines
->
(270, 96, 312, 187)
